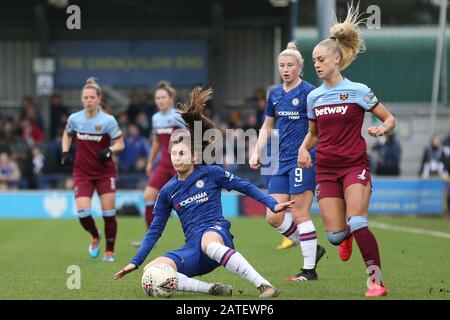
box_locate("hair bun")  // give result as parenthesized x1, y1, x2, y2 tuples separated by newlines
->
(86, 77, 98, 85)
(286, 42, 298, 51)
(157, 80, 171, 88)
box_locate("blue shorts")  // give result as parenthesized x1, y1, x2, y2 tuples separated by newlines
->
(163, 220, 235, 277)
(268, 162, 316, 195)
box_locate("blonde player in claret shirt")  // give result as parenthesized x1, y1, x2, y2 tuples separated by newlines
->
(62, 77, 125, 262)
(298, 3, 396, 297)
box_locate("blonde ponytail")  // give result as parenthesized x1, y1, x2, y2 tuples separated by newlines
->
(321, 2, 366, 70)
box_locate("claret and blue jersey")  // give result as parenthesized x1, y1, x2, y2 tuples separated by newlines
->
(66, 107, 122, 179)
(307, 78, 380, 171)
(152, 108, 186, 168)
(131, 165, 278, 269)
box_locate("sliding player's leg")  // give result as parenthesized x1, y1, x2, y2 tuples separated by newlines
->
(201, 229, 279, 298)
(160, 246, 231, 296)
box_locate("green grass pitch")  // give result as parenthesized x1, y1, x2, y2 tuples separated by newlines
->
(0, 216, 449, 300)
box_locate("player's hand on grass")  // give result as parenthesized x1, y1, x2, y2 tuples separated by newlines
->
(61, 152, 73, 166)
(98, 147, 112, 163)
(367, 125, 389, 137)
(297, 147, 312, 169)
(249, 152, 260, 170)
(274, 200, 295, 213)
(114, 263, 137, 280)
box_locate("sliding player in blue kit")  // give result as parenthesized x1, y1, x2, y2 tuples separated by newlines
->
(114, 87, 294, 298)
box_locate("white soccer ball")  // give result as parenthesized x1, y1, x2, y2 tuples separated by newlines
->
(141, 263, 178, 298)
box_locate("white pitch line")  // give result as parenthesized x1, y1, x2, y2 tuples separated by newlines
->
(370, 222, 450, 239)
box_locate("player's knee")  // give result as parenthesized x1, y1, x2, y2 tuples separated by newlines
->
(102, 209, 116, 217)
(326, 230, 347, 245)
(348, 215, 368, 233)
(77, 208, 91, 218)
(205, 242, 223, 259)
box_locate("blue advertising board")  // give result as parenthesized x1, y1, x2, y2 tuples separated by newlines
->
(0, 191, 239, 219)
(369, 179, 445, 214)
(309, 179, 445, 215)
(54, 40, 208, 86)
(0, 179, 445, 219)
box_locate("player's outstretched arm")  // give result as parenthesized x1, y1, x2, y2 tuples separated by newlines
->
(115, 213, 169, 281)
(127, 191, 171, 270)
(273, 200, 295, 213)
(114, 263, 137, 280)
(210, 166, 292, 213)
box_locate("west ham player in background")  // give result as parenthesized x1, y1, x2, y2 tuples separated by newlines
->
(298, 3, 395, 297)
(114, 87, 294, 298)
(61, 77, 124, 262)
(250, 42, 326, 281)
(133, 81, 185, 248)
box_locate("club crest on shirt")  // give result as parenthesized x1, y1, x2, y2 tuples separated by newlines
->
(292, 98, 300, 106)
(95, 125, 102, 132)
(195, 179, 205, 188)
(339, 93, 349, 101)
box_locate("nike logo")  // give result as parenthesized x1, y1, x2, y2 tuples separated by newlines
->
(294, 183, 302, 187)
(170, 192, 178, 200)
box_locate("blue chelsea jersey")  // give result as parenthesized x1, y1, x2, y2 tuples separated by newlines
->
(131, 165, 278, 267)
(265, 80, 316, 169)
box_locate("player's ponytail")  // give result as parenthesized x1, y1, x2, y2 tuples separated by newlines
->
(83, 77, 102, 97)
(176, 86, 216, 155)
(325, 2, 366, 70)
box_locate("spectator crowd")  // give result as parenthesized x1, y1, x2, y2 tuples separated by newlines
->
(1, 89, 449, 197)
